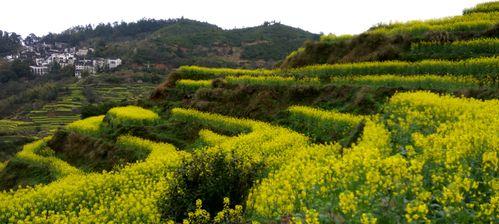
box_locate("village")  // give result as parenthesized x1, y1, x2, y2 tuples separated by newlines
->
(4, 41, 121, 78)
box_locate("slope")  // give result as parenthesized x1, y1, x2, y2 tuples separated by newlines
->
(280, 1, 499, 68)
(43, 19, 320, 68)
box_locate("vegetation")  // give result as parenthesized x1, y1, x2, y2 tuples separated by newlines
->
(226, 76, 320, 86)
(463, 1, 499, 14)
(280, 4, 498, 68)
(0, 138, 81, 190)
(175, 79, 212, 92)
(41, 19, 318, 68)
(0, 120, 37, 162)
(106, 105, 160, 127)
(330, 75, 482, 91)
(406, 38, 499, 60)
(0, 70, 161, 153)
(0, 59, 32, 83)
(174, 65, 274, 80)
(368, 12, 499, 37)
(66, 115, 104, 136)
(0, 82, 63, 117)
(42, 19, 182, 45)
(1, 2, 498, 223)
(286, 106, 364, 144)
(0, 134, 187, 222)
(2, 91, 498, 222)
(171, 57, 499, 84)
(0, 31, 21, 57)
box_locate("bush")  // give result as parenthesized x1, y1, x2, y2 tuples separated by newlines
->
(171, 198, 245, 224)
(159, 149, 263, 221)
(80, 101, 127, 119)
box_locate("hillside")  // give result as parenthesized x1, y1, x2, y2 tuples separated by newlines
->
(0, 19, 317, 161)
(1, 2, 498, 223)
(43, 19, 320, 68)
(280, 1, 499, 68)
(0, 70, 163, 162)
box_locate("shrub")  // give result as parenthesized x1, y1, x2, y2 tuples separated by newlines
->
(80, 101, 128, 119)
(160, 149, 263, 221)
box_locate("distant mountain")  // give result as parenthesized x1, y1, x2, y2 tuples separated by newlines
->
(41, 18, 320, 68)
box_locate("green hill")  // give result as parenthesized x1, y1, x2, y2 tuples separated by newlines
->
(280, 3, 499, 68)
(44, 19, 320, 68)
(1, 2, 498, 223)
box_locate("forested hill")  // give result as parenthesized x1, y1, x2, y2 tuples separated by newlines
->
(42, 18, 319, 68)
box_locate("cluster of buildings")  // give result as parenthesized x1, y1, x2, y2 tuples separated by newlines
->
(4, 42, 121, 78)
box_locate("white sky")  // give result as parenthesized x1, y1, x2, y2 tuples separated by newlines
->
(0, 0, 492, 37)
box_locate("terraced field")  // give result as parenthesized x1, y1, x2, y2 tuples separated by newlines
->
(0, 119, 37, 161)
(26, 84, 84, 137)
(1, 2, 498, 223)
(0, 82, 157, 139)
(87, 83, 156, 102)
(1, 90, 498, 222)
(0, 79, 158, 162)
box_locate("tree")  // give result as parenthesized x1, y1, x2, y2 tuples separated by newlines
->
(10, 60, 31, 79)
(0, 59, 32, 83)
(0, 30, 22, 56)
(24, 33, 40, 46)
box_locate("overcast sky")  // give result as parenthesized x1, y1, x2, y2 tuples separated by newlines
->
(0, 0, 492, 37)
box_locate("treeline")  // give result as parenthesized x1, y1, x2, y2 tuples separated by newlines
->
(0, 59, 32, 83)
(102, 20, 318, 67)
(0, 82, 63, 117)
(0, 60, 76, 106)
(41, 18, 198, 46)
(0, 31, 22, 57)
(0, 59, 75, 84)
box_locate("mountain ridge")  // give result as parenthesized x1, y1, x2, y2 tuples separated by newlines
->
(39, 18, 320, 68)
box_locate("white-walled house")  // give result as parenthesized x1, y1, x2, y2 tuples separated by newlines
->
(75, 61, 96, 78)
(30, 66, 49, 76)
(76, 49, 89, 57)
(107, 58, 122, 69)
(46, 53, 75, 66)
